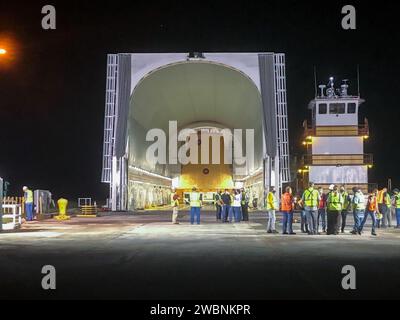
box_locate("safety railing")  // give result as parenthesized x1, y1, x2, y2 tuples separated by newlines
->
(2, 204, 22, 230)
(302, 118, 369, 137)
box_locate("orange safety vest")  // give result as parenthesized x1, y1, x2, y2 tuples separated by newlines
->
(368, 196, 378, 211)
(281, 192, 293, 211)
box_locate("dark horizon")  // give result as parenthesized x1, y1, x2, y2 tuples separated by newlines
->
(1, 1, 399, 202)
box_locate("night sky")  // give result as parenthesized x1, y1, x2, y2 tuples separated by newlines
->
(0, 1, 399, 201)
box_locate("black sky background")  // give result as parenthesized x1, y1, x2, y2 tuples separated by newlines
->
(0, 0, 399, 201)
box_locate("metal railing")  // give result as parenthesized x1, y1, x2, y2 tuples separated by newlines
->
(2, 204, 22, 230)
(303, 118, 369, 137)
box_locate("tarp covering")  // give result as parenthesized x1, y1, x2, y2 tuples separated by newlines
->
(114, 54, 132, 157)
(258, 54, 277, 158)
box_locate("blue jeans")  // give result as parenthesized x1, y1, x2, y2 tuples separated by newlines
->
(231, 207, 242, 222)
(396, 208, 400, 227)
(301, 210, 308, 232)
(317, 208, 326, 231)
(282, 211, 293, 234)
(25, 202, 34, 221)
(222, 205, 230, 222)
(305, 208, 317, 234)
(190, 207, 201, 224)
(353, 209, 364, 231)
(359, 210, 376, 233)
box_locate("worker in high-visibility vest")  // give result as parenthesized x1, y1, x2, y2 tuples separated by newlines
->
(189, 187, 202, 225)
(23, 186, 34, 221)
(326, 185, 344, 235)
(317, 187, 327, 233)
(377, 187, 391, 228)
(350, 187, 366, 234)
(339, 186, 350, 233)
(359, 189, 378, 236)
(393, 189, 400, 228)
(266, 186, 279, 233)
(301, 182, 321, 235)
(281, 186, 296, 235)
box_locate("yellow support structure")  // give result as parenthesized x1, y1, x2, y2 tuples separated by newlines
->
(77, 205, 97, 218)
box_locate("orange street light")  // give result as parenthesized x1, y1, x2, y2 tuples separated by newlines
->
(0, 48, 7, 55)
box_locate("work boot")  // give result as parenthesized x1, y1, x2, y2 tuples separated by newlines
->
(372, 232, 377, 236)
(267, 229, 272, 234)
(272, 230, 279, 234)
(289, 232, 296, 235)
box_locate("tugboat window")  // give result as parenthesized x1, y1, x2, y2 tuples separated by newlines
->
(318, 103, 327, 114)
(329, 103, 345, 114)
(347, 103, 356, 114)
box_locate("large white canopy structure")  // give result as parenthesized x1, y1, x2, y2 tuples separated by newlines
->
(101, 53, 290, 211)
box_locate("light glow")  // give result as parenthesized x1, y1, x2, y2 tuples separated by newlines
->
(128, 165, 172, 181)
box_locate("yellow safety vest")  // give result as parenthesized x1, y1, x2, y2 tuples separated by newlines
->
(25, 189, 33, 203)
(303, 188, 319, 207)
(266, 192, 278, 210)
(328, 192, 343, 211)
(395, 195, 400, 209)
(385, 194, 391, 206)
(190, 192, 201, 207)
(377, 190, 385, 204)
(171, 194, 179, 207)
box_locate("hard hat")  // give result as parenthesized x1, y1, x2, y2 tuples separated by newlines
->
(22, 186, 28, 191)
(393, 188, 399, 194)
(329, 184, 335, 190)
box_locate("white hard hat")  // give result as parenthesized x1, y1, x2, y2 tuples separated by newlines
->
(22, 186, 28, 191)
(329, 184, 335, 190)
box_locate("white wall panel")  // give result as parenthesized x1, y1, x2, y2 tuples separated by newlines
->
(312, 137, 363, 154)
(309, 166, 368, 184)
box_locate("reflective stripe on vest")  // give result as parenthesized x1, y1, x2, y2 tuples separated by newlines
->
(328, 192, 343, 211)
(304, 188, 319, 207)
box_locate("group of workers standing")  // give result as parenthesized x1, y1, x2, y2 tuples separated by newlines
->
(266, 182, 400, 236)
(170, 184, 400, 235)
(170, 187, 250, 225)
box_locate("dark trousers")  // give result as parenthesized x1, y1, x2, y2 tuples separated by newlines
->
(396, 208, 400, 227)
(360, 210, 376, 234)
(222, 205, 231, 222)
(317, 208, 326, 232)
(327, 210, 341, 235)
(380, 204, 391, 227)
(231, 207, 242, 222)
(190, 207, 201, 225)
(282, 211, 293, 234)
(301, 210, 309, 232)
(341, 211, 348, 232)
(216, 205, 222, 220)
(241, 204, 249, 221)
(25, 202, 34, 221)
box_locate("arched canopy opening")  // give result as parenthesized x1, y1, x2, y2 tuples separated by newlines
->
(128, 61, 264, 179)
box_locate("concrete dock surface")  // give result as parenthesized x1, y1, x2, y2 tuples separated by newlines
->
(1, 210, 399, 300)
